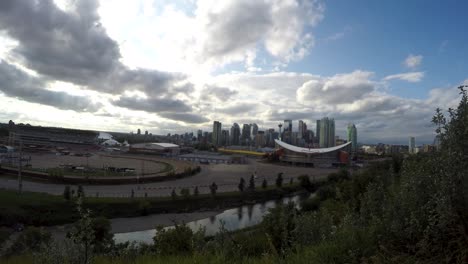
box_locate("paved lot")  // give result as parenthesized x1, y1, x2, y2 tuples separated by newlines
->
(0, 157, 337, 197)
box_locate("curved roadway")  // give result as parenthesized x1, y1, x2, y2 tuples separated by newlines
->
(0, 158, 337, 197)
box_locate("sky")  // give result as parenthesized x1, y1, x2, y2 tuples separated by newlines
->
(0, 0, 467, 144)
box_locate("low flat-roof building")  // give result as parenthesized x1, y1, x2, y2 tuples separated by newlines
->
(129, 142, 180, 156)
(275, 139, 351, 168)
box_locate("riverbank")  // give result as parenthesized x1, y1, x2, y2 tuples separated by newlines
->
(0, 181, 316, 227)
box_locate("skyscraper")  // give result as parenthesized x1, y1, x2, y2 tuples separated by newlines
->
(316, 120, 321, 144)
(409, 136, 416, 154)
(251, 123, 258, 139)
(242, 124, 251, 145)
(283, 119, 293, 144)
(298, 120, 305, 139)
(212, 121, 222, 146)
(319, 117, 335, 148)
(230, 123, 241, 145)
(347, 123, 357, 152)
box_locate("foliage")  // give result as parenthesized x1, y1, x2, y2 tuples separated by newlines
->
(67, 197, 95, 264)
(171, 189, 177, 200)
(193, 186, 199, 196)
(153, 224, 205, 256)
(63, 186, 71, 201)
(262, 178, 267, 189)
(77, 185, 85, 198)
(5, 226, 51, 256)
(262, 202, 297, 257)
(180, 188, 190, 199)
(275, 173, 283, 188)
(238, 177, 245, 192)
(248, 175, 255, 191)
(209, 182, 218, 196)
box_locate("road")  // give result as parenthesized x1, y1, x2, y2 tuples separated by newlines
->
(0, 158, 336, 197)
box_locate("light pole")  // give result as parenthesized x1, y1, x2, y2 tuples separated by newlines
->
(18, 141, 23, 194)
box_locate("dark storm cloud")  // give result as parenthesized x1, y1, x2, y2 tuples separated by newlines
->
(0, 61, 100, 111)
(217, 103, 256, 115)
(113, 96, 192, 113)
(158, 112, 209, 124)
(0, 0, 120, 86)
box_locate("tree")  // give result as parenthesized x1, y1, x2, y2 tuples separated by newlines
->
(90, 217, 114, 253)
(131, 189, 135, 198)
(248, 175, 255, 191)
(63, 186, 71, 201)
(194, 186, 199, 196)
(262, 178, 268, 189)
(238, 177, 245, 192)
(298, 175, 313, 191)
(77, 185, 84, 198)
(276, 173, 283, 188)
(68, 198, 95, 264)
(171, 189, 177, 200)
(180, 188, 190, 199)
(153, 224, 205, 255)
(5, 226, 51, 255)
(210, 182, 218, 196)
(289, 178, 294, 185)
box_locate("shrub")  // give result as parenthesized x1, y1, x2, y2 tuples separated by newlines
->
(180, 188, 190, 199)
(248, 175, 255, 191)
(153, 224, 205, 256)
(171, 189, 177, 200)
(63, 186, 71, 201)
(298, 175, 314, 191)
(194, 186, 199, 196)
(138, 200, 151, 216)
(6, 226, 51, 255)
(262, 178, 268, 189)
(275, 173, 283, 188)
(238, 177, 245, 192)
(210, 182, 218, 196)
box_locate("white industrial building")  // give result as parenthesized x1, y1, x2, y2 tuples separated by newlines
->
(129, 143, 180, 156)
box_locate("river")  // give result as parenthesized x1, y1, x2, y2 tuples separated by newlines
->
(114, 193, 311, 244)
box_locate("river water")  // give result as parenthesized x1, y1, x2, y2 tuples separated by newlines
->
(114, 193, 311, 244)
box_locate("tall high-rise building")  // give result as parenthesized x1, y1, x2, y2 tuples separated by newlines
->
(241, 124, 251, 145)
(230, 123, 241, 145)
(221, 130, 230, 146)
(315, 120, 321, 144)
(409, 136, 416, 154)
(255, 131, 266, 147)
(298, 120, 305, 139)
(319, 117, 335, 148)
(212, 121, 222, 146)
(197, 130, 203, 142)
(347, 123, 358, 152)
(251, 123, 258, 139)
(283, 119, 293, 144)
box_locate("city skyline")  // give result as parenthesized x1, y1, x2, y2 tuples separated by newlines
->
(0, 0, 466, 145)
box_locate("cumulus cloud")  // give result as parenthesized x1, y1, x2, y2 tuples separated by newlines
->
(404, 54, 423, 69)
(297, 71, 375, 104)
(383, 72, 424, 83)
(202, 85, 237, 101)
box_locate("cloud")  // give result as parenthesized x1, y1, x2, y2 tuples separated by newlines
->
(0, 60, 100, 111)
(158, 112, 209, 124)
(404, 54, 423, 69)
(383, 72, 424, 83)
(297, 71, 375, 104)
(113, 96, 192, 113)
(202, 85, 237, 101)
(217, 103, 257, 115)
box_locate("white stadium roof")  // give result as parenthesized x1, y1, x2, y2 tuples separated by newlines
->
(275, 139, 351, 154)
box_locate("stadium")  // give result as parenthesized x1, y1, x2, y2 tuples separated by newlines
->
(274, 139, 351, 167)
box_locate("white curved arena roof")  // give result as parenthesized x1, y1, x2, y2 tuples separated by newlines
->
(275, 139, 351, 154)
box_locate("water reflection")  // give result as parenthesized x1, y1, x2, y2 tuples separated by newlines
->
(114, 194, 309, 244)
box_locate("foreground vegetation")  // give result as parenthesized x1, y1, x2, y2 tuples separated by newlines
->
(2, 87, 468, 263)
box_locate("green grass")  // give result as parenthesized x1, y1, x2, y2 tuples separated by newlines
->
(0, 183, 307, 227)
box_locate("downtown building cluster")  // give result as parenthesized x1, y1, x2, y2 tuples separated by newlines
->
(204, 118, 358, 152)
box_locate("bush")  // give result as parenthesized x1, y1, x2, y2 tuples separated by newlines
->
(6, 226, 51, 255)
(153, 224, 205, 256)
(238, 177, 245, 192)
(301, 196, 320, 212)
(138, 200, 151, 216)
(171, 189, 177, 200)
(194, 186, 199, 196)
(210, 182, 218, 196)
(180, 188, 190, 199)
(262, 178, 268, 189)
(275, 173, 283, 188)
(63, 186, 71, 201)
(248, 175, 255, 191)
